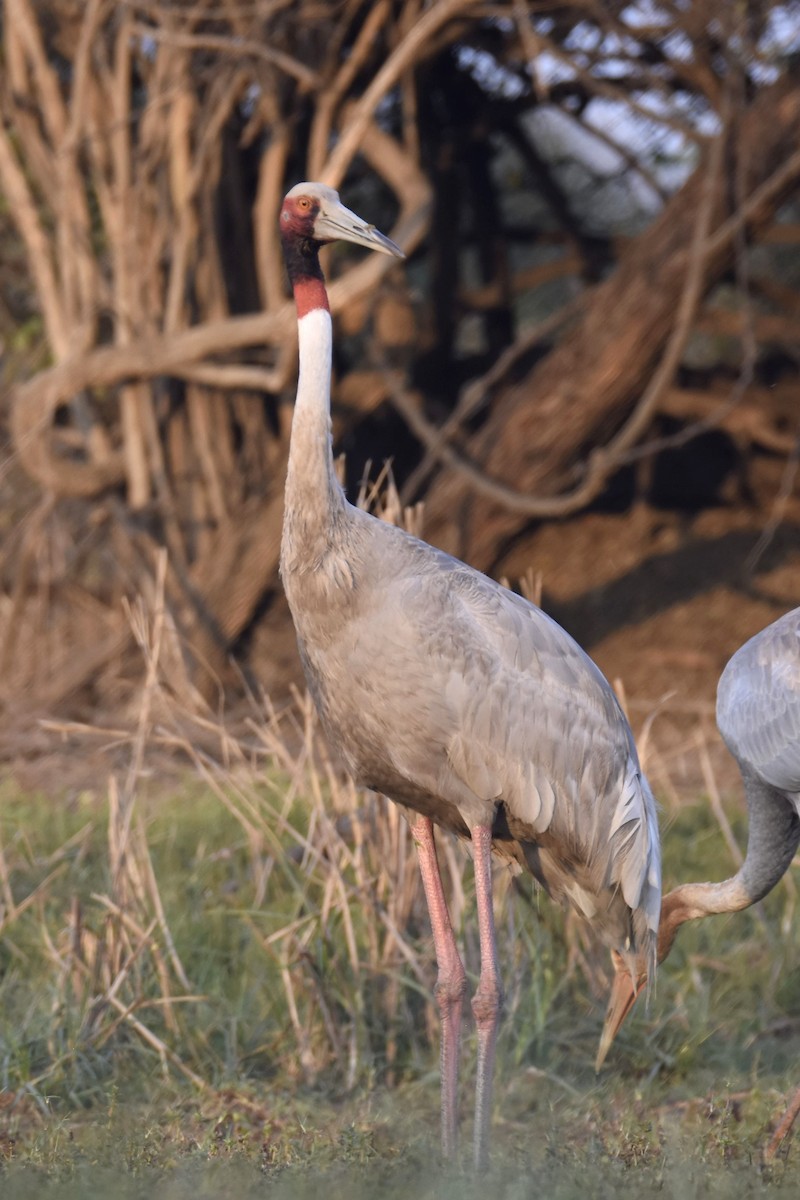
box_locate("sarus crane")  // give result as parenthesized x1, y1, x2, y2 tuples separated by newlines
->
(596, 606, 800, 1154)
(278, 181, 661, 1170)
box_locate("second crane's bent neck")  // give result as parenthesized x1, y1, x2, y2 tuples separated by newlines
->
(658, 773, 800, 962)
(282, 307, 346, 573)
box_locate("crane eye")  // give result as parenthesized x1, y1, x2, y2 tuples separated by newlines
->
(297, 197, 311, 210)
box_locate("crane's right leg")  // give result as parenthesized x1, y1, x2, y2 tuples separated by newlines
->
(411, 814, 466, 1162)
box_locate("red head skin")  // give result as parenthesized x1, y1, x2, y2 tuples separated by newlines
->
(279, 193, 329, 317)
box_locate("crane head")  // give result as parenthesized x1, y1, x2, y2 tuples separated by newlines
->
(595, 949, 649, 1071)
(281, 182, 405, 258)
(595, 891, 688, 1070)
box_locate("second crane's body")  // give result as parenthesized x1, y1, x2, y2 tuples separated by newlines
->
(284, 472, 659, 954)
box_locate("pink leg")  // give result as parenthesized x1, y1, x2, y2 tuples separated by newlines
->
(471, 823, 503, 1172)
(411, 814, 466, 1162)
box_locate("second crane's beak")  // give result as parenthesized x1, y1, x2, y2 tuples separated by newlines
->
(595, 950, 646, 1072)
(314, 198, 405, 258)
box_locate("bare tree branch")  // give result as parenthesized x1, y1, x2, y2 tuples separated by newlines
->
(322, 0, 484, 187)
(420, 78, 800, 565)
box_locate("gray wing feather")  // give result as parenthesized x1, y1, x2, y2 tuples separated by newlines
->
(396, 555, 661, 937)
(717, 607, 800, 794)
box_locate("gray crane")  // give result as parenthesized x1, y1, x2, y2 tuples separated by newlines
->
(596, 606, 800, 1152)
(278, 181, 661, 1170)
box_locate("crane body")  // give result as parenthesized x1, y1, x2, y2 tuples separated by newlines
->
(279, 182, 661, 1168)
(285, 474, 657, 948)
(717, 606, 800, 809)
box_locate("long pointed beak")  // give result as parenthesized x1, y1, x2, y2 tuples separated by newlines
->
(595, 954, 645, 1072)
(314, 200, 405, 258)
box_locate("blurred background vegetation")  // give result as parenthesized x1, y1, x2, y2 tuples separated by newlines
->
(2, 0, 800, 1188)
(0, 0, 798, 736)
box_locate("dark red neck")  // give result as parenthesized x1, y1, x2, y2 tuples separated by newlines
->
(282, 232, 330, 318)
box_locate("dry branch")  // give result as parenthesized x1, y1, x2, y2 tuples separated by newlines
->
(8, 215, 423, 499)
(420, 80, 800, 567)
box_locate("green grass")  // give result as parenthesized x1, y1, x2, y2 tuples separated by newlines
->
(2, 759, 800, 1195)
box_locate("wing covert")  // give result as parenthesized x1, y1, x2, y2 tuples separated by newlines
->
(406, 561, 660, 936)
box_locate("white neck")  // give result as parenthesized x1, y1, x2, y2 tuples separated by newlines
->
(281, 308, 345, 573)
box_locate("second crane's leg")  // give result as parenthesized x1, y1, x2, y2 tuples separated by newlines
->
(411, 814, 466, 1162)
(471, 823, 503, 1173)
(765, 1083, 800, 1160)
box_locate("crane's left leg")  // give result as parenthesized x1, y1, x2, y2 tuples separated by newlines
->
(411, 814, 466, 1162)
(471, 823, 503, 1172)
